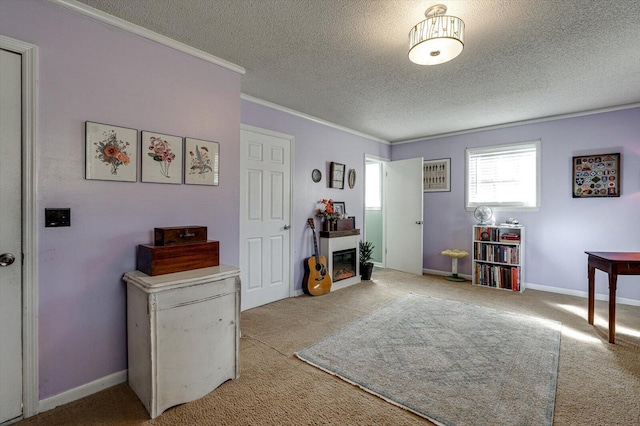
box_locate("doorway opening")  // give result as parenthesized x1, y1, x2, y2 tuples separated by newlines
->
(364, 156, 386, 267)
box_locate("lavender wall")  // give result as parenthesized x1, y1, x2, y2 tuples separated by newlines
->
(241, 100, 390, 289)
(2, 0, 637, 407)
(392, 108, 640, 302)
(1, 0, 241, 399)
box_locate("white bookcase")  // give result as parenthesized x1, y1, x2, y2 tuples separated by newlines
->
(472, 225, 525, 292)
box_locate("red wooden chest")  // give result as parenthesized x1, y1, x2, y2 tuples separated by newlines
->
(136, 240, 219, 276)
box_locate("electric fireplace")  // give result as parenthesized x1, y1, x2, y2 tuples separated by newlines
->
(319, 229, 361, 291)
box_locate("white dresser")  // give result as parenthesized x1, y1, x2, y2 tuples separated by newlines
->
(123, 265, 241, 418)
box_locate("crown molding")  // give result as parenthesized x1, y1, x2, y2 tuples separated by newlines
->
(393, 102, 640, 144)
(241, 94, 389, 145)
(47, 0, 245, 75)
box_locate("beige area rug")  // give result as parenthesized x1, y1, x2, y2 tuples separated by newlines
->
(14, 269, 640, 425)
(297, 293, 561, 426)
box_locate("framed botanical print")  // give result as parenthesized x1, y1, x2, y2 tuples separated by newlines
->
(572, 153, 620, 198)
(184, 137, 219, 186)
(141, 131, 183, 184)
(330, 162, 345, 189)
(423, 158, 451, 192)
(85, 121, 137, 182)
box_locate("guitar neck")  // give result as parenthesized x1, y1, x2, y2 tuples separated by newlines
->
(312, 226, 320, 263)
(308, 218, 321, 263)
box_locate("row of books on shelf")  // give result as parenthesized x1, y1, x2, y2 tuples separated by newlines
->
(474, 263, 521, 291)
(474, 227, 521, 243)
(473, 242, 520, 264)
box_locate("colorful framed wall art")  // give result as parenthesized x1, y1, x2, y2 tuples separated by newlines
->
(184, 137, 219, 186)
(85, 121, 137, 182)
(572, 153, 620, 198)
(141, 131, 183, 184)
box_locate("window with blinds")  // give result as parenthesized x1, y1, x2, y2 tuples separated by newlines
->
(466, 141, 540, 209)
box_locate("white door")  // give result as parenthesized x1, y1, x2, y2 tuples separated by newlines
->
(240, 127, 292, 311)
(386, 157, 424, 275)
(0, 48, 23, 424)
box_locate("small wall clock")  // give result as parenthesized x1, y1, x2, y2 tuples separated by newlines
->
(311, 169, 322, 183)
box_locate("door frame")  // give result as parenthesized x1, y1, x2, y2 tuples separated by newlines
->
(239, 124, 295, 309)
(363, 155, 387, 268)
(0, 35, 39, 419)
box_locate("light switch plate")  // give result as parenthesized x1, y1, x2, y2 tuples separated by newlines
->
(45, 208, 70, 227)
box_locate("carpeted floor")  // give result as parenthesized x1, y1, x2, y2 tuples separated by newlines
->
(15, 270, 640, 425)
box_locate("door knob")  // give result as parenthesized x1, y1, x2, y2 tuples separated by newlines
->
(0, 253, 16, 267)
(284, 225, 291, 230)
(415, 220, 424, 225)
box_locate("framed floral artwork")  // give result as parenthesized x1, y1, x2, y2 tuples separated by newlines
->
(141, 131, 183, 184)
(85, 121, 137, 182)
(184, 137, 219, 186)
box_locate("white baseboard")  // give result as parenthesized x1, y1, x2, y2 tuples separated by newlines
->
(526, 282, 640, 307)
(423, 268, 472, 281)
(423, 268, 640, 307)
(38, 369, 127, 413)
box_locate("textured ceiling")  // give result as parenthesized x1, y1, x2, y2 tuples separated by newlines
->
(75, 0, 640, 142)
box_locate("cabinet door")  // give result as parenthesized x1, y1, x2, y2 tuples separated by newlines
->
(156, 291, 236, 412)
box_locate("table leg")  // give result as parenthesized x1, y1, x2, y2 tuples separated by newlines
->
(608, 272, 618, 344)
(587, 265, 595, 325)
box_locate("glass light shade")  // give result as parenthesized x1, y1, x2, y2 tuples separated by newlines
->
(409, 15, 464, 65)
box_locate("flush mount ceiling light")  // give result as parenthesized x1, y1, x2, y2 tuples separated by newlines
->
(409, 4, 465, 65)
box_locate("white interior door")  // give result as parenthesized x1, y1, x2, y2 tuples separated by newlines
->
(386, 157, 424, 275)
(0, 47, 23, 424)
(240, 127, 292, 311)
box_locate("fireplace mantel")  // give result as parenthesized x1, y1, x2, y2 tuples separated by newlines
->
(320, 229, 360, 291)
(319, 229, 360, 238)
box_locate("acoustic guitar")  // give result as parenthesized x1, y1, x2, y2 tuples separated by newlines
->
(302, 218, 332, 296)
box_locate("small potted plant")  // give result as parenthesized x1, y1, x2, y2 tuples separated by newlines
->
(359, 240, 375, 280)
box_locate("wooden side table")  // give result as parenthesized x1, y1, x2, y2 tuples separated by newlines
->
(586, 252, 640, 343)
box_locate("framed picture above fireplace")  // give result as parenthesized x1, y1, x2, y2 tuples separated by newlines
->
(330, 162, 345, 189)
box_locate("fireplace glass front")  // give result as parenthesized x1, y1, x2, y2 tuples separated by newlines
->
(332, 248, 356, 282)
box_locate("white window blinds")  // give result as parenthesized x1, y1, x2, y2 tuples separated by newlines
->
(466, 141, 540, 209)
